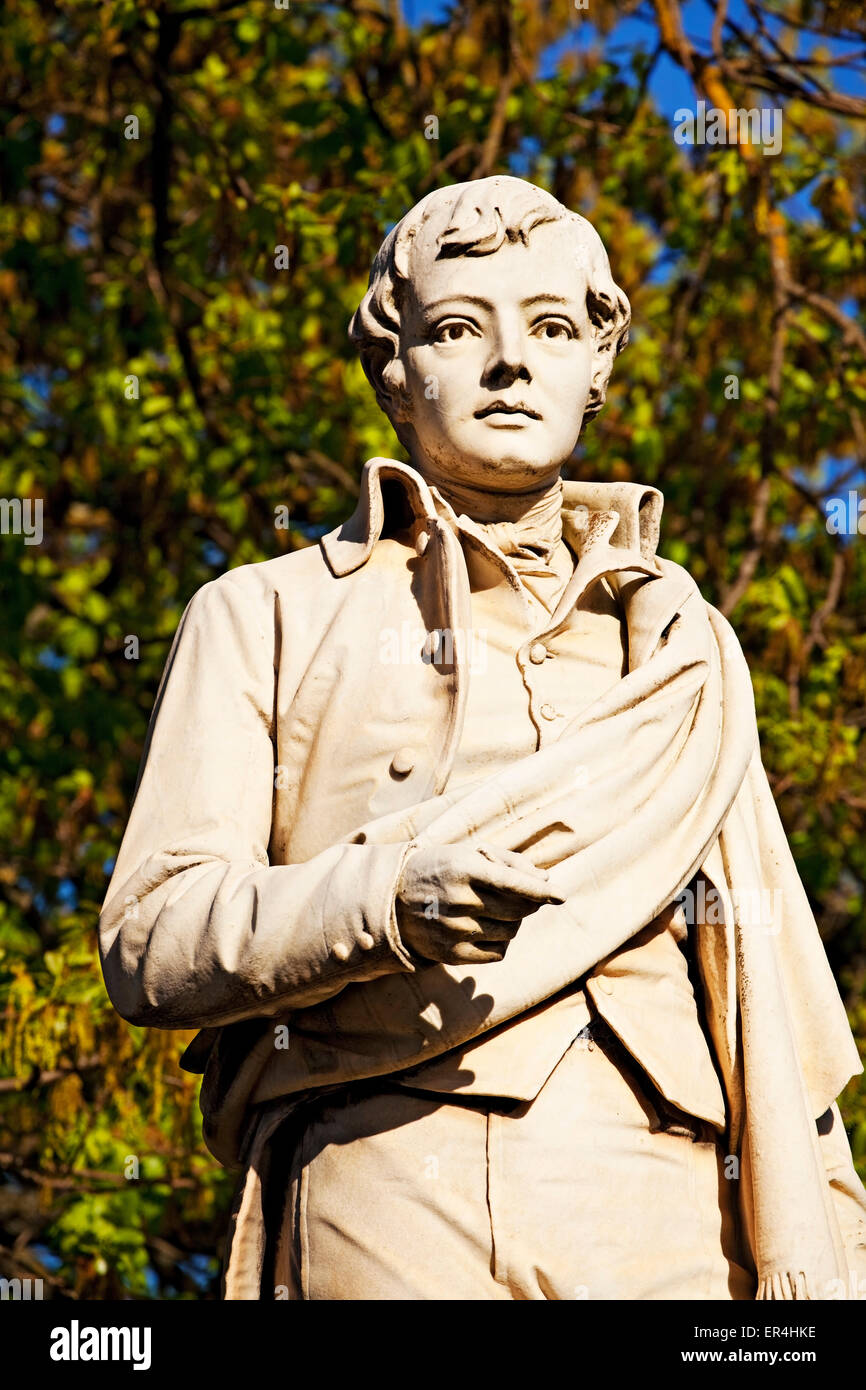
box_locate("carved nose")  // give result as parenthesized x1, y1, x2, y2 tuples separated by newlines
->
(488, 357, 530, 387)
(481, 318, 531, 387)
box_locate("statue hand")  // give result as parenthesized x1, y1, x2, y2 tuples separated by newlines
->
(395, 843, 564, 966)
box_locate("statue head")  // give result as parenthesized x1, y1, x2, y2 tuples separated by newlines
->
(349, 175, 630, 494)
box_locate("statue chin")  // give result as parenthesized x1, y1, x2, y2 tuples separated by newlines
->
(410, 438, 577, 496)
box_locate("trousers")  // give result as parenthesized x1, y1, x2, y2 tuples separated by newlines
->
(269, 1018, 756, 1301)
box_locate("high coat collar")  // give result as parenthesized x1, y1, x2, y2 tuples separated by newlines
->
(319, 457, 691, 679)
(321, 456, 665, 577)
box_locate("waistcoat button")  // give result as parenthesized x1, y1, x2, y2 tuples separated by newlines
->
(390, 746, 416, 776)
(529, 642, 548, 665)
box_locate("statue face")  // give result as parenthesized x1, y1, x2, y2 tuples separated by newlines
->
(395, 219, 593, 493)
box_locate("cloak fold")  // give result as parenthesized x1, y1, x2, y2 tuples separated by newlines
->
(212, 563, 864, 1299)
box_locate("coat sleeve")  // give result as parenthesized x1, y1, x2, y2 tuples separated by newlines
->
(98, 570, 417, 1030)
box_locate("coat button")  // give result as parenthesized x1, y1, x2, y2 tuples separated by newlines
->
(529, 642, 548, 664)
(358, 931, 376, 951)
(332, 941, 351, 962)
(415, 529, 430, 556)
(540, 703, 559, 721)
(390, 746, 416, 776)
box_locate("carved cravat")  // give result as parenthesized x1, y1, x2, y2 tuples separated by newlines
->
(429, 475, 564, 561)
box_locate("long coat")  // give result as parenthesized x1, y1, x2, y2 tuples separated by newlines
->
(99, 457, 866, 1298)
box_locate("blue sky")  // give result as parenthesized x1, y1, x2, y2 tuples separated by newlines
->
(400, 1, 864, 499)
(403, 1, 864, 230)
(405, 0, 864, 117)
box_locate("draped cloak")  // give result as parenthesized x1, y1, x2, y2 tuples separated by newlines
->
(98, 458, 866, 1301)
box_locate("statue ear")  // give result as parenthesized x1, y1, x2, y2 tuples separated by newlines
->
(359, 343, 408, 422)
(585, 340, 615, 418)
(378, 355, 410, 423)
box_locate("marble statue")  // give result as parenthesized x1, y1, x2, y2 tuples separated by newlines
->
(99, 175, 866, 1300)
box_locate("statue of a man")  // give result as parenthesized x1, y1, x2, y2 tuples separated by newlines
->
(100, 176, 866, 1301)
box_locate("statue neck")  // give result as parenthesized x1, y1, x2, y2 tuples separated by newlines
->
(424, 473, 565, 563)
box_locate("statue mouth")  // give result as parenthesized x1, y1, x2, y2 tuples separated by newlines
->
(474, 401, 541, 421)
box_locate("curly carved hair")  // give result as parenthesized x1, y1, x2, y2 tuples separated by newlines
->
(348, 176, 631, 439)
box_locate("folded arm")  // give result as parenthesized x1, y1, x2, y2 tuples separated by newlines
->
(99, 574, 417, 1030)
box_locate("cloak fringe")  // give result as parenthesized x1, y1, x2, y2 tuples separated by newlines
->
(756, 1270, 809, 1300)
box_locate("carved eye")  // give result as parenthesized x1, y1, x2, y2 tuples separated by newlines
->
(433, 321, 472, 343)
(535, 319, 574, 341)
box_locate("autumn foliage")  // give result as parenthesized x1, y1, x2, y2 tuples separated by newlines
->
(1, 0, 865, 1298)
